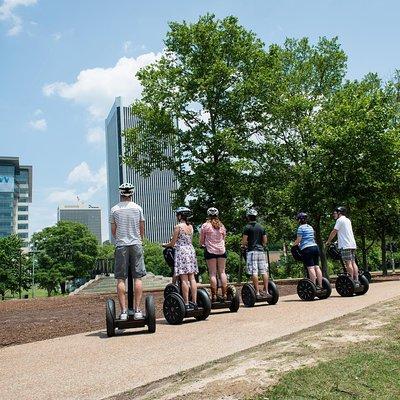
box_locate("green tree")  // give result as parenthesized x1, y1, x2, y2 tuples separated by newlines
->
(0, 235, 29, 300)
(123, 14, 268, 229)
(32, 221, 98, 296)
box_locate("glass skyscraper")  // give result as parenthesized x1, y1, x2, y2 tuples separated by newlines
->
(105, 97, 177, 243)
(0, 157, 32, 249)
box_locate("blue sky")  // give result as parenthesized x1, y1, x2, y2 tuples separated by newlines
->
(1, 0, 400, 242)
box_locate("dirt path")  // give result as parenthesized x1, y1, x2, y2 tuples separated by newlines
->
(0, 280, 399, 400)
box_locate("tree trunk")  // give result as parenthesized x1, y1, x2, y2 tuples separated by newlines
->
(60, 281, 66, 295)
(47, 287, 52, 297)
(315, 216, 329, 278)
(360, 225, 368, 272)
(381, 228, 387, 276)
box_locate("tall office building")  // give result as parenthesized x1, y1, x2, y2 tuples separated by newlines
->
(0, 157, 32, 249)
(105, 97, 177, 243)
(58, 204, 102, 243)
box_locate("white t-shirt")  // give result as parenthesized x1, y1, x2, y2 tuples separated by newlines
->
(110, 201, 145, 246)
(334, 216, 356, 249)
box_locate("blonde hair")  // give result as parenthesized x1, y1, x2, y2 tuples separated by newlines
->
(206, 216, 223, 229)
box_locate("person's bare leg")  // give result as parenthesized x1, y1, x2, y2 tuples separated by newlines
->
(262, 272, 269, 292)
(345, 260, 354, 278)
(252, 274, 259, 294)
(180, 274, 189, 304)
(207, 259, 217, 301)
(315, 266, 323, 287)
(189, 273, 197, 303)
(117, 279, 126, 311)
(307, 267, 317, 284)
(217, 258, 227, 298)
(134, 278, 142, 311)
(352, 260, 359, 281)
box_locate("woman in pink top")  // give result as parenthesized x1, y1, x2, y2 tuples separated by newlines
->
(200, 207, 227, 302)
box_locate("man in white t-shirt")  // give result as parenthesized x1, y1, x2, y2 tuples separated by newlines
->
(326, 206, 359, 284)
(110, 183, 146, 320)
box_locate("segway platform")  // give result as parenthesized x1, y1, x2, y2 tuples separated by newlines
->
(202, 284, 240, 312)
(241, 281, 279, 307)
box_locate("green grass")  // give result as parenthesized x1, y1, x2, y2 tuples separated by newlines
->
(257, 324, 400, 399)
(4, 287, 64, 299)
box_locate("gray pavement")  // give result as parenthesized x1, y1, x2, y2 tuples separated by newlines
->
(1, 280, 399, 400)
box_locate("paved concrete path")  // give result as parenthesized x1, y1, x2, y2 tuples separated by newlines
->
(1, 281, 399, 400)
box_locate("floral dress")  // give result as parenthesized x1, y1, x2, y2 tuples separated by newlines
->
(174, 226, 198, 276)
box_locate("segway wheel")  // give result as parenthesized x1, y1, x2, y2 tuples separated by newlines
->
(355, 275, 369, 296)
(145, 295, 156, 333)
(195, 288, 211, 321)
(227, 285, 240, 312)
(335, 275, 355, 297)
(266, 281, 279, 305)
(105, 299, 116, 337)
(163, 293, 185, 325)
(164, 283, 180, 299)
(297, 279, 317, 301)
(316, 277, 332, 300)
(241, 283, 256, 307)
(362, 270, 372, 283)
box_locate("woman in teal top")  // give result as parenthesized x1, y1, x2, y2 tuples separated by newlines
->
(293, 212, 323, 288)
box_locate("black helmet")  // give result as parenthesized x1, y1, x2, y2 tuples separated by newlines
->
(175, 206, 192, 218)
(334, 206, 346, 215)
(119, 182, 134, 196)
(297, 212, 308, 222)
(207, 207, 219, 217)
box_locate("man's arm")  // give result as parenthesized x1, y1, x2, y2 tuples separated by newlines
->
(326, 229, 338, 245)
(262, 234, 268, 246)
(241, 234, 248, 248)
(111, 222, 116, 238)
(140, 220, 145, 241)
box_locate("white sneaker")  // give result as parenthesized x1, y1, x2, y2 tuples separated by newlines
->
(119, 311, 128, 321)
(134, 310, 144, 320)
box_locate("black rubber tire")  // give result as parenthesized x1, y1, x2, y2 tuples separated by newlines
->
(195, 288, 211, 321)
(297, 279, 317, 301)
(362, 270, 372, 283)
(241, 283, 256, 307)
(227, 285, 240, 312)
(266, 281, 279, 305)
(145, 295, 156, 333)
(316, 277, 332, 300)
(335, 275, 355, 297)
(355, 274, 369, 296)
(105, 298, 116, 337)
(164, 283, 180, 299)
(163, 293, 185, 325)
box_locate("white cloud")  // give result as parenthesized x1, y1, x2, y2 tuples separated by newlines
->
(34, 108, 42, 115)
(42, 53, 161, 120)
(123, 40, 132, 53)
(0, 0, 37, 36)
(29, 118, 47, 131)
(67, 161, 106, 186)
(86, 127, 104, 145)
(52, 32, 61, 41)
(47, 189, 78, 204)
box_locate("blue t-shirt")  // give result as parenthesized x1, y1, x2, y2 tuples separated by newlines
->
(297, 224, 316, 250)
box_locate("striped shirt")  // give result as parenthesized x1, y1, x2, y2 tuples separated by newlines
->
(110, 201, 145, 246)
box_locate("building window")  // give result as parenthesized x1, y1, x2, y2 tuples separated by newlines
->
(18, 198, 28, 203)
(18, 223, 28, 230)
(18, 232, 29, 238)
(18, 206, 28, 212)
(18, 214, 28, 220)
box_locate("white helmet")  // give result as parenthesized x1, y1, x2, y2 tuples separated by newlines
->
(246, 208, 258, 217)
(119, 183, 134, 197)
(207, 207, 219, 217)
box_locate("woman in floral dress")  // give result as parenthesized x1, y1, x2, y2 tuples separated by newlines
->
(163, 207, 198, 310)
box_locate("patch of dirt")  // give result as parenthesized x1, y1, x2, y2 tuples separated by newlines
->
(0, 284, 298, 348)
(108, 295, 400, 400)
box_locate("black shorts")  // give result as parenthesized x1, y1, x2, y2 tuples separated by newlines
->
(301, 245, 320, 268)
(204, 249, 227, 260)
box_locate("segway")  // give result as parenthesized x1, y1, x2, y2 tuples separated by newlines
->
(162, 247, 211, 324)
(291, 245, 332, 301)
(105, 264, 156, 337)
(327, 244, 369, 297)
(240, 248, 279, 307)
